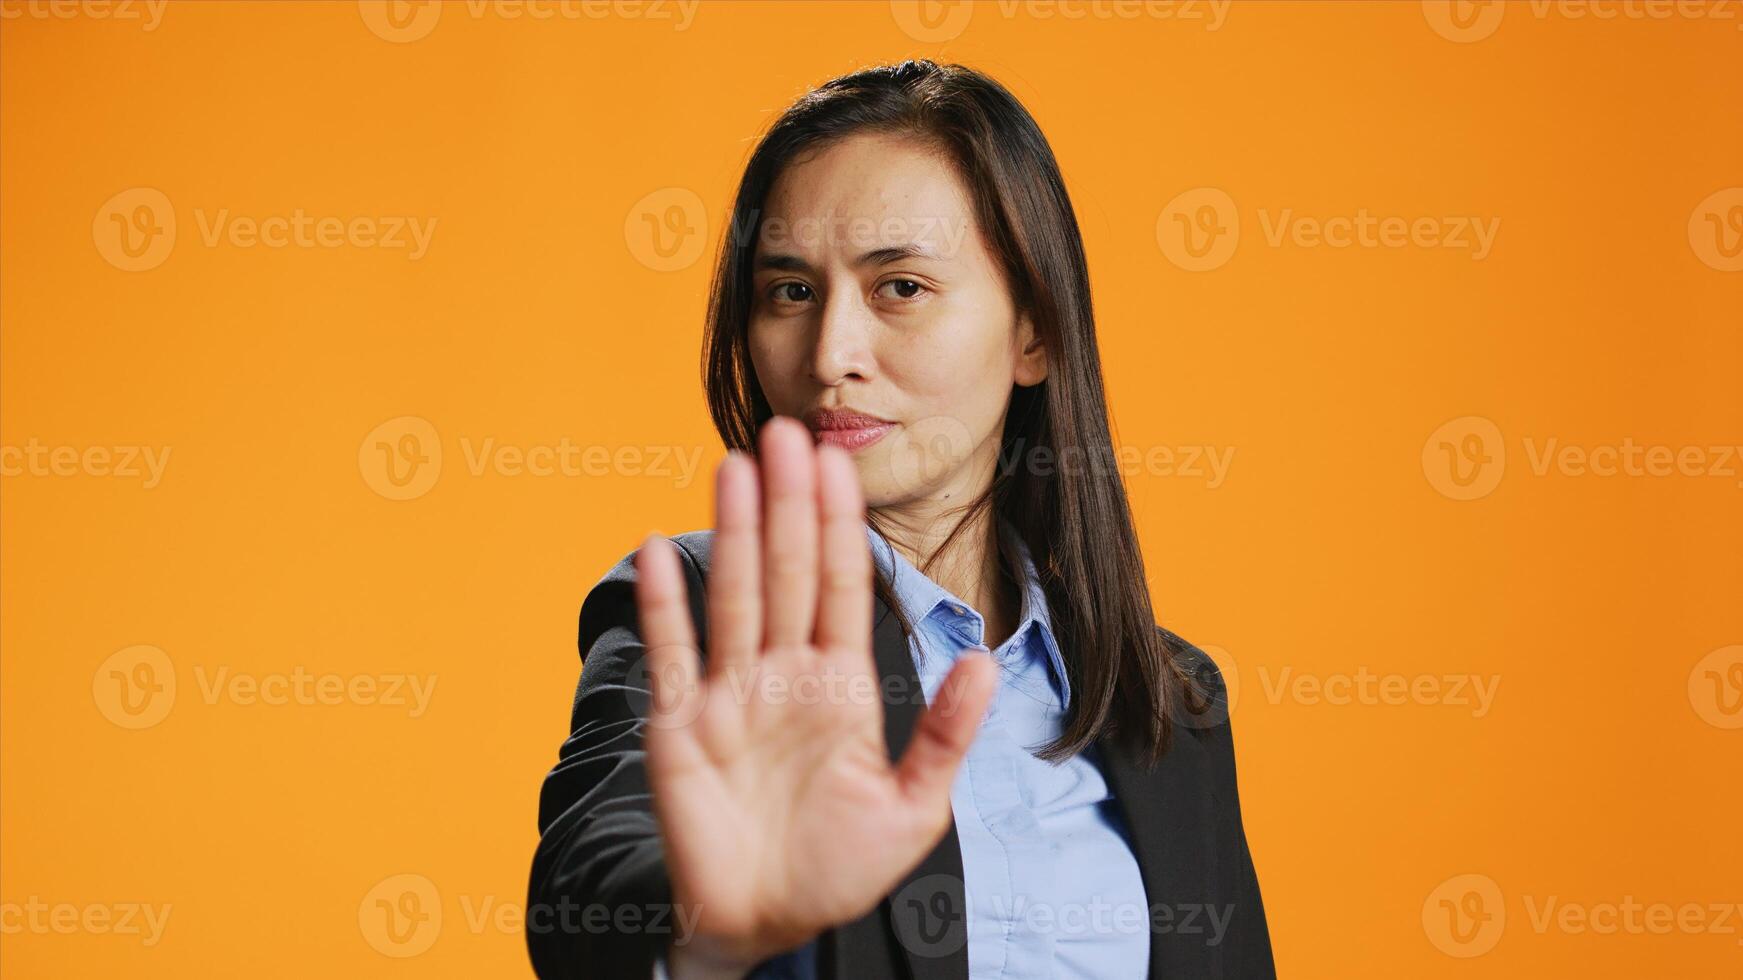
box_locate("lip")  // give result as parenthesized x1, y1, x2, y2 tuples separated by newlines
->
(813, 424, 893, 452)
(803, 408, 896, 453)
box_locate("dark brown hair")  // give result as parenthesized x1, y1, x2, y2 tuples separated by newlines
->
(701, 59, 1195, 766)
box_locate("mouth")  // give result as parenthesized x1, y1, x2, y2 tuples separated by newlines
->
(803, 408, 896, 453)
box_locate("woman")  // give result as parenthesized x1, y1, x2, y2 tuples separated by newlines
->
(528, 60, 1274, 980)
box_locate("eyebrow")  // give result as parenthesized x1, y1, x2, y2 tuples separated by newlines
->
(753, 242, 945, 274)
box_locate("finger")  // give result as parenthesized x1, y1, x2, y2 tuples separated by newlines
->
(813, 443, 871, 655)
(633, 534, 706, 749)
(896, 653, 995, 809)
(706, 451, 762, 684)
(759, 416, 819, 650)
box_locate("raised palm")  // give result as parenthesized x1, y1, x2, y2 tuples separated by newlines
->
(633, 416, 995, 973)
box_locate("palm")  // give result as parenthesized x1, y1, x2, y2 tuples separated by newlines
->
(632, 417, 994, 966)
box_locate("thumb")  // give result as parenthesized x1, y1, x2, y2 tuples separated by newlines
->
(895, 652, 996, 810)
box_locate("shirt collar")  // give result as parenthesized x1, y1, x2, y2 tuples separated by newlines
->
(864, 518, 1072, 710)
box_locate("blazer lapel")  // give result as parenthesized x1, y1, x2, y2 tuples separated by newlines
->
(872, 594, 971, 980)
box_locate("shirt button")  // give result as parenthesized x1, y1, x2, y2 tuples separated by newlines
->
(950, 603, 968, 617)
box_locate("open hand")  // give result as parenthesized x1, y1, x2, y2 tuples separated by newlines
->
(632, 416, 996, 975)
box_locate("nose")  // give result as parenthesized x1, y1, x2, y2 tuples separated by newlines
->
(809, 285, 874, 387)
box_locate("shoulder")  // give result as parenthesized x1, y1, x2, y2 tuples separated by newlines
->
(585, 530, 716, 589)
(668, 529, 716, 572)
(577, 530, 716, 653)
(1154, 624, 1238, 750)
(1158, 625, 1229, 704)
(1152, 624, 1246, 796)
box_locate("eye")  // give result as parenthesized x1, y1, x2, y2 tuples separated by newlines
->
(767, 281, 814, 305)
(876, 278, 929, 301)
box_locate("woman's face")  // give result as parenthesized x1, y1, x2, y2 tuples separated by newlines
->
(748, 133, 1047, 510)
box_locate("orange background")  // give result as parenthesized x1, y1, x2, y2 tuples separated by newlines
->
(2, 1, 1740, 977)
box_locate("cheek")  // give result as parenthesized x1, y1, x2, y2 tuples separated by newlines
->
(747, 326, 801, 408)
(886, 318, 1013, 416)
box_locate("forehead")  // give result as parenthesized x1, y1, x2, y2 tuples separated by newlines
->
(756, 133, 977, 258)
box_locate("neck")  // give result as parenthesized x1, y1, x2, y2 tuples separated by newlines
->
(869, 447, 1018, 647)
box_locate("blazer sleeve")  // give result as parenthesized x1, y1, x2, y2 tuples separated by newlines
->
(1178, 641, 1277, 978)
(526, 537, 703, 980)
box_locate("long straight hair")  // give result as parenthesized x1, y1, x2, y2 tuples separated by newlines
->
(701, 60, 1197, 766)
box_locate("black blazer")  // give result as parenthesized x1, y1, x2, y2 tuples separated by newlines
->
(528, 531, 1276, 979)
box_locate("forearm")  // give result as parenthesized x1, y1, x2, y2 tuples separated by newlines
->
(530, 542, 715, 979)
(527, 797, 674, 978)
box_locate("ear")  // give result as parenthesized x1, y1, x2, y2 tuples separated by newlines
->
(1013, 311, 1048, 387)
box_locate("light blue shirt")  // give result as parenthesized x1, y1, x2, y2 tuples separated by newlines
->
(863, 518, 1150, 979)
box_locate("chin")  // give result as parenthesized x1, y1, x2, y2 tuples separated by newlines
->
(847, 448, 899, 505)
